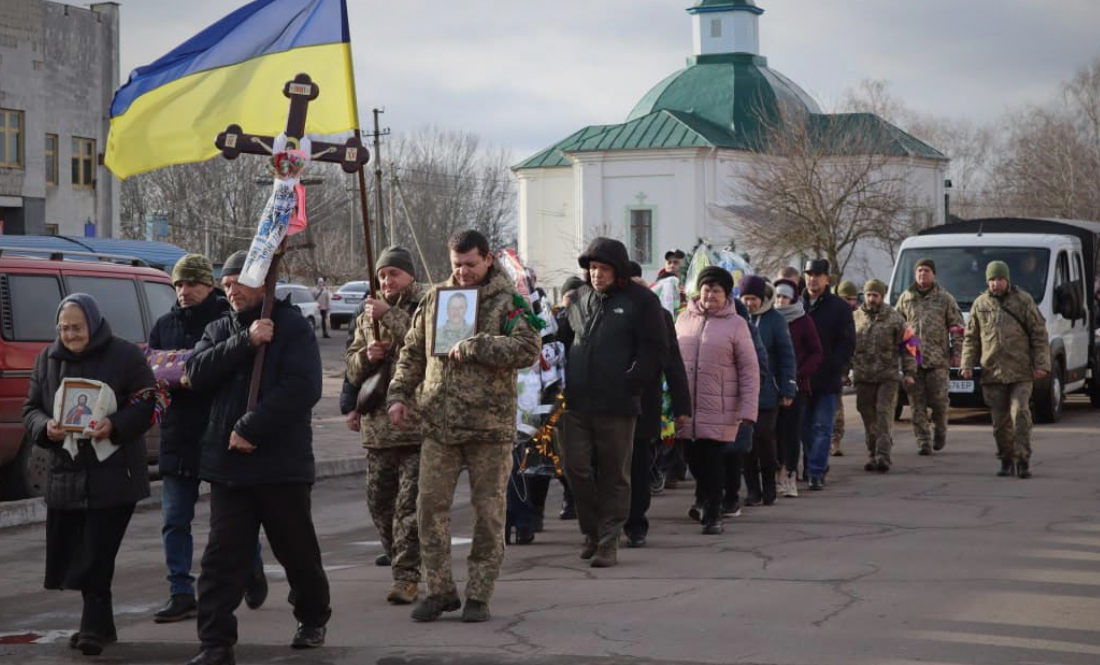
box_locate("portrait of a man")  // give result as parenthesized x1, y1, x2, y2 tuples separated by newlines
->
(433, 288, 478, 356)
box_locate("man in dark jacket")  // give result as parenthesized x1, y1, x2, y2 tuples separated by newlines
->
(557, 238, 668, 567)
(623, 262, 690, 547)
(183, 251, 329, 665)
(800, 259, 856, 491)
(149, 254, 268, 624)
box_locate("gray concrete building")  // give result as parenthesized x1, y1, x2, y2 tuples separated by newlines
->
(0, 0, 119, 237)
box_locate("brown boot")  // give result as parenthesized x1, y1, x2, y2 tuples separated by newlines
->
(580, 536, 598, 560)
(386, 580, 418, 605)
(590, 542, 618, 568)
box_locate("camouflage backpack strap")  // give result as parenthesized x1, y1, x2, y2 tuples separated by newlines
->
(503, 293, 546, 336)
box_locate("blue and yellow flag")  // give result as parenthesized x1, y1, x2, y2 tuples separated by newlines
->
(105, 0, 359, 179)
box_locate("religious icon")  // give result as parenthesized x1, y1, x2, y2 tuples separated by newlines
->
(60, 380, 100, 432)
(432, 287, 479, 357)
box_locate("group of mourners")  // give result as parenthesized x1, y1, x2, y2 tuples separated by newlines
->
(19, 229, 1051, 665)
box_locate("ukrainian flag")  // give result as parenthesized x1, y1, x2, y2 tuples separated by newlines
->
(105, 0, 359, 179)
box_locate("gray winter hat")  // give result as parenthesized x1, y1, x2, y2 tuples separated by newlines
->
(220, 250, 248, 278)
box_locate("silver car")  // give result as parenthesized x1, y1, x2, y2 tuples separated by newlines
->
(329, 280, 371, 329)
(274, 283, 321, 331)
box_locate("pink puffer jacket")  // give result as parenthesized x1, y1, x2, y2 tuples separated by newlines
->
(675, 297, 760, 442)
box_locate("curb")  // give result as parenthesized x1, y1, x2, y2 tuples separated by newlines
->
(0, 455, 366, 531)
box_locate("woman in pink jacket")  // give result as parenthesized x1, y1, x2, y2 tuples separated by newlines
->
(676, 267, 760, 534)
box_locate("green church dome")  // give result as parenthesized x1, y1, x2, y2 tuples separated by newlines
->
(626, 53, 821, 146)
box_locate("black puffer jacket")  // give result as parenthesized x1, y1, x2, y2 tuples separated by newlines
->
(186, 299, 322, 486)
(22, 321, 157, 510)
(149, 293, 230, 477)
(558, 238, 669, 416)
(802, 286, 856, 395)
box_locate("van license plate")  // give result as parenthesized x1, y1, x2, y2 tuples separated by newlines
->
(949, 380, 974, 393)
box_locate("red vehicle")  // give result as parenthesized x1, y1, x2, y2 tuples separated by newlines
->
(0, 248, 176, 499)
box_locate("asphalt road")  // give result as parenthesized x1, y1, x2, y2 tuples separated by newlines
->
(2, 389, 1099, 664)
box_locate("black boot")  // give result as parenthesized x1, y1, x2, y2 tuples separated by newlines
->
(185, 647, 236, 665)
(997, 459, 1015, 477)
(78, 592, 114, 656)
(701, 504, 723, 535)
(1017, 459, 1032, 479)
(761, 475, 777, 505)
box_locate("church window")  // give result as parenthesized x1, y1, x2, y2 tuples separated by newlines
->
(629, 208, 654, 265)
(710, 18, 722, 38)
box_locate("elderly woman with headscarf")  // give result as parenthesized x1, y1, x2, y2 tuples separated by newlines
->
(22, 293, 157, 656)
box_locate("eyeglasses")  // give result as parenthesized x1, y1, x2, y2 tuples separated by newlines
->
(56, 324, 87, 335)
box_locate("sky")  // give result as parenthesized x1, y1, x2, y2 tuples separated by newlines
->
(115, 0, 1100, 164)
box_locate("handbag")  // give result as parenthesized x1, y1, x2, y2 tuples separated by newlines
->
(722, 421, 754, 456)
(356, 354, 394, 415)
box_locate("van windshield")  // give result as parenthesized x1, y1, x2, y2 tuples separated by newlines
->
(890, 247, 1050, 311)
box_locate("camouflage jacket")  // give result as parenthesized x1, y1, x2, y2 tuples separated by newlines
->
(895, 282, 964, 369)
(387, 266, 541, 446)
(851, 302, 917, 383)
(961, 286, 1051, 385)
(346, 282, 424, 449)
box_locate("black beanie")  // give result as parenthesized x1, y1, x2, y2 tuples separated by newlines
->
(697, 266, 733, 296)
(377, 245, 416, 277)
(628, 261, 643, 279)
(220, 250, 248, 278)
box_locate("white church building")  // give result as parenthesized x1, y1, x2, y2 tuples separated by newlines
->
(514, 0, 949, 287)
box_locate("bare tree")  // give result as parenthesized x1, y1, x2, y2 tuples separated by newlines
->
(723, 110, 917, 279)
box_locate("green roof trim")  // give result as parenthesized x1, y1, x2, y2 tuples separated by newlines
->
(807, 113, 948, 160)
(688, 0, 763, 14)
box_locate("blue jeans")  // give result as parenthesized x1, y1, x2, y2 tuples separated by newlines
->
(162, 474, 262, 597)
(801, 392, 838, 479)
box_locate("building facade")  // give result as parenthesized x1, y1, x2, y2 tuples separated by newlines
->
(514, 0, 949, 287)
(0, 0, 119, 237)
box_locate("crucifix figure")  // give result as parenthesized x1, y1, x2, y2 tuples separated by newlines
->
(214, 73, 371, 408)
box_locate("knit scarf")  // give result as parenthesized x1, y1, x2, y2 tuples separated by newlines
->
(776, 301, 805, 323)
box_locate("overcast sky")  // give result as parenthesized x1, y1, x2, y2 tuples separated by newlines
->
(116, 0, 1100, 163)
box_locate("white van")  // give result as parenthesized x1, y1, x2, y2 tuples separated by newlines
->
(887, 218, 1100, 423)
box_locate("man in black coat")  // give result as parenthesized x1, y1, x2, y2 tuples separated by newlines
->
(623, 262, 690, 547)
(150, 254, 269, 624)
(183, 251, 329, 665)
(799, 259, 856, 491)
(557, 238, 668, 567)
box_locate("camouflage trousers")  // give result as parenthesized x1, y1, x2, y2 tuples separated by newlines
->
(418, 438, 511, 603)
(365, 446, 421, 582)
(831, 396, 845, 451)
(908, 367, 950, 451)
(856, 381, 898, 465)
(982, 382, 1033, 462)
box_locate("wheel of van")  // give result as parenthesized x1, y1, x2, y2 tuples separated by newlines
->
(1033, 358, 1064, 424)
(0, 437, 49, 500)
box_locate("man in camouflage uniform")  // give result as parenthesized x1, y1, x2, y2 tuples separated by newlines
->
(346, 246, 424, 606)
(388, 230, 540, 623)
(852, 279, 916, 472)
(960, 261, 1050, 479)
(831, 280, 860, 456)
(895, 258, 964, 455)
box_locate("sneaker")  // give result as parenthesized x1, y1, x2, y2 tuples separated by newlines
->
(410, 594, 461, 622)
(580, 536, 598, 560)
(702, 518, 723, 535)
(244, 566, 268, 610)
(624, 532, 647, 548)
(782, 472, 799, 498)
(461, 599, 491, 623)
(559, 500, 577, 520)
(153, 594, 197, 623)
(721, 498, 742, 517)
(591, 543, 618, 568)
(387, 580, 419, 605)
(687, 504, 703, 522)
(290, 623, 326, 649)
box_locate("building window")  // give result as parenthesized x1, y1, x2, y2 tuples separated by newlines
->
(0, 109, 24, 168)
(629, 208, 654, 266)
(710, 18, 722, 39)
(44, 224, 59, 236)
(72, 137, 95, 188)
(45, 134, 58, 185)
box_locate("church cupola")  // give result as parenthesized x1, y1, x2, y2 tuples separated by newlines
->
(687, 0, 764, 57)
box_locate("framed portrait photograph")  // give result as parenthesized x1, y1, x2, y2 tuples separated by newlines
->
(432, 287, 479, 357)
(60, 379, 101, 432)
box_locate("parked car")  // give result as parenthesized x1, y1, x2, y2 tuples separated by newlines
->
(329, 280, 370, 329)
(275, 283, 320, 330)
(0, 247, 176, 500)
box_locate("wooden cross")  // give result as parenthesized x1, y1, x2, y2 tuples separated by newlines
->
(213, 73, 370, 408)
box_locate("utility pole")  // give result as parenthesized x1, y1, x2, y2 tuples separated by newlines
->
(369, 108, 390, 252)
(388, 166, 398, 245)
